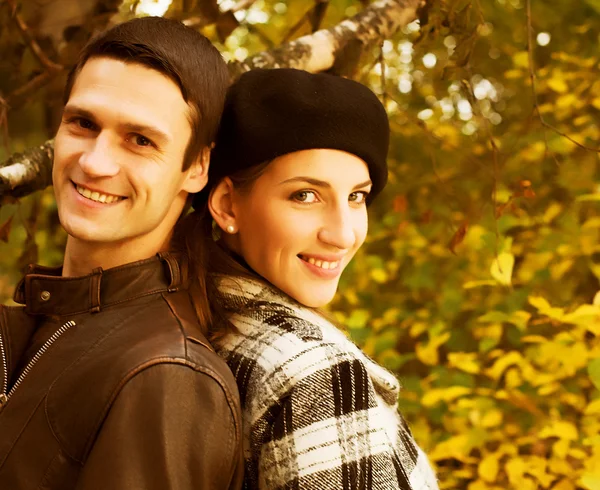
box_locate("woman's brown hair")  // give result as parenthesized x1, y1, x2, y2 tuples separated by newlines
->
(172, 161, 271, 340)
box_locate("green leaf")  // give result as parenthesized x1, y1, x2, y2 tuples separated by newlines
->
(588, 358, 600, 391)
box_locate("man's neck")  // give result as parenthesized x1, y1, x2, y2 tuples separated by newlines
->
(62, 234, 173, 277)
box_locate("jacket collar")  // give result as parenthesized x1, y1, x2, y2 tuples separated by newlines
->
(13, 252, 187, 317)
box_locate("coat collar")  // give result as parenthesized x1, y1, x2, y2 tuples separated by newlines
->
(13, 252, 187, 317)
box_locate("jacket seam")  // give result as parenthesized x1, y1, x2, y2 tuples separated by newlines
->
(161, 292, 188, 359)
(0, 395, 47, 468)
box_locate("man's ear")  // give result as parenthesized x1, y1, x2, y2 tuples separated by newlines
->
(182, 147, 210, 193)
(208, 177, 238, 234)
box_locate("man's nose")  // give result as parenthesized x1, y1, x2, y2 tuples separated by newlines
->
(78, 132, 120, 178)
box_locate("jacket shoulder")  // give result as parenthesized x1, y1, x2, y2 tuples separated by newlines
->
(46, 289, 240, 463)
(216, 300, 359, 401)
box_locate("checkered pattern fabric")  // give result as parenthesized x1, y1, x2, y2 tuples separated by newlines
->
(214, 277, 439, 490)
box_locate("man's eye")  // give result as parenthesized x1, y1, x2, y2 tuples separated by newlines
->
(131, 134, 153, 147)
(292, 190, 318, 203)
(69, 117, 96, 131)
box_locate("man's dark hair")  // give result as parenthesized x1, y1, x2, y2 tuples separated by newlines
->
(63, 16, 229, 171)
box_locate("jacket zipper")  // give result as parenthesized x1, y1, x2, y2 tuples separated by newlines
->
(0, 320, 76, 411)
(0, 329, 8, 407)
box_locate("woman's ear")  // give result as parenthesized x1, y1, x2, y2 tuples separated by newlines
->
(208, 177, 238, 234)
(183, 147, 211, 194)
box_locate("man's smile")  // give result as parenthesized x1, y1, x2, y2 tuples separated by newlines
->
(73, 182, 126, 204)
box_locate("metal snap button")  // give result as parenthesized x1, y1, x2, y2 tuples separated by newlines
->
(40, 291, 51, 302)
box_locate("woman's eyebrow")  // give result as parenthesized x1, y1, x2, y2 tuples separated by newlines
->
(278, 177, 372, 190)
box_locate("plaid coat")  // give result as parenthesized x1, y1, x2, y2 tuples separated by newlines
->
(214, 277, 439, 490)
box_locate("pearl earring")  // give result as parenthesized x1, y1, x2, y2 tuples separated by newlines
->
(226, 225, 236, 234)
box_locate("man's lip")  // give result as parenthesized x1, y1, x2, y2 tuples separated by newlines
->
(72, 181, 125, 198)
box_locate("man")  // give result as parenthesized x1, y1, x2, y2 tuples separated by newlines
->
(0, 17, 243, 489)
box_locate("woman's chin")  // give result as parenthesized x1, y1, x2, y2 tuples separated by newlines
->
(283, 285, 337, 308)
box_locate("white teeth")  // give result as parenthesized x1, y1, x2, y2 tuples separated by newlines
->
(302, 256, 340, 270)
(76, 185, 121, 204)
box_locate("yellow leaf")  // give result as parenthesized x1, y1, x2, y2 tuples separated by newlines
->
(513, 51, 530, 68)
(521, 335, 548, 343)
(553, 440, 570, 459)
(370, 268, 388, 283)
(526, 456, 554, 488)
(421, 386, 471, 407)
(415, 332, 450, 366)
(549, 458, 573, 476)
(481, 409, 503, 428)
(556, 93, 577, 108)
(506, 457, 527, 486)
(538, 382, 560, 396)
(486, 351, 524, 380)
(478, 454, 499, 483)
(539, 421, 579, 441)
(569, 448, 588, 459)
(548, 77, 569, 93)
(504, 69, 523, 79)
(592, 98, 600, 110)
(529, 295, 550, 310)
(467, 481, 489, 490)
(580, 471, 600, 490)
(428, 433, 472, 462)
(448, 352, 481, 374)
(585, 400, 600, 416)
(552, 479, 575, 490)
(562, 304, 600, 326)
(490, 252, 514, 286)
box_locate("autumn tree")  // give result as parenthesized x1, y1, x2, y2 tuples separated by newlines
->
(1, 1, 599, 488)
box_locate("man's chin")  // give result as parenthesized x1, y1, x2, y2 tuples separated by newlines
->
(61, 219, 123, 245)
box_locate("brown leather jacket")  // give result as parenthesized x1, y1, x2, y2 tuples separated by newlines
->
(0, 253, 243, 489)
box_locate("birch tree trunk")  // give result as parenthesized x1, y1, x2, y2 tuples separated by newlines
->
(0, 0, 425, 204)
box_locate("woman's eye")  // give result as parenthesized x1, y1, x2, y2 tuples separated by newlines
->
(293, 190, 318, 203)
(131, 134, 153, 147)
(349, 191, 368, 204)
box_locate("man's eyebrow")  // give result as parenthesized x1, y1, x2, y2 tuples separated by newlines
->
(62, 104, 170, 143)
(62, 105, 96, 121)
(279, 176, 372, 190)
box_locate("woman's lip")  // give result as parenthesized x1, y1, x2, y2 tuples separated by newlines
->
(298, 253, 345, 262)
(298, 256, 342, 279)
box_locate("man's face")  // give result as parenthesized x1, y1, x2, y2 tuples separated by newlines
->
(53, 57, 204, 251)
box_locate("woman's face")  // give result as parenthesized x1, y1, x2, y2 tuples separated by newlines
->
(225, 149, 372, 307)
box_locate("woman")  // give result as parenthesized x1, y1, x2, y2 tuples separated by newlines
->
(181, 68, 439, 489)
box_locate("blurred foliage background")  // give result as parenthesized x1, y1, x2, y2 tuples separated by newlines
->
(1, 0, 600, 488)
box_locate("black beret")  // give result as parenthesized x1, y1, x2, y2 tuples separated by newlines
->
(193, 68, 389, 208)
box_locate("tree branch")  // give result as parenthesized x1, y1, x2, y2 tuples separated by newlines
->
(0, 140, 54, 204)
(6, 0, 63, 73)
(0, 0, 425, 204)
(229, 0, 423, 77)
